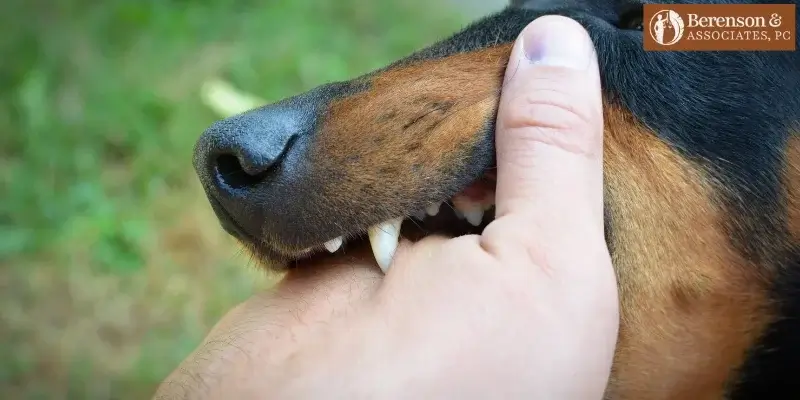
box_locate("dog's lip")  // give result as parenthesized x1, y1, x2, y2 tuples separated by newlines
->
(283, 175, 499, 268)
(207, 194, 255, 243)
(272, 203, 496, 269)
(207, 192, 330, 260)
(207, 172, 499, 267)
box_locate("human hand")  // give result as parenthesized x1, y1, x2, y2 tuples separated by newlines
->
(155, 15, 618, 400)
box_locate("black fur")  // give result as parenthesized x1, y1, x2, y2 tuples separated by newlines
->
(730, 249, 800, 397)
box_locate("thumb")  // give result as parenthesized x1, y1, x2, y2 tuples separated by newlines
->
(493, 16, 604, 238)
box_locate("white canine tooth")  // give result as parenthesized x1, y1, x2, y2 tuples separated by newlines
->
(425, 202, 441, 216)
(463, 209, 484, 226)
(452, 198, 472, 216)
(453, 197, 485, 225)
(454, 209, 465, 220)
(367, 218, 403, 273)
(324, 236, 343, 253)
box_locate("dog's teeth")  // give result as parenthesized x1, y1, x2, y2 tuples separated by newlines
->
(453, 196, 485, 226)
(412, 210, 426, 220)
(453, 197, 473, 214)
(367, 218, 403, 273)
(425, 202, 441, 216)
(464, 209, 484, 226)
(454, 209, 465, 220)
(324, 236, 343, 253)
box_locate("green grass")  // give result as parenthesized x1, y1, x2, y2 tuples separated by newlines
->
(0, 1, 468, 398)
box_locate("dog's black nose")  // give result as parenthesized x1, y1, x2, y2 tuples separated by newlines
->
(201, 114, 297, 190)
(196, 106, 306, 189)
(193, 99, 316, 240)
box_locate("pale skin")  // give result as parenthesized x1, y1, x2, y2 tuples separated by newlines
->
(155, 16, 619, 400)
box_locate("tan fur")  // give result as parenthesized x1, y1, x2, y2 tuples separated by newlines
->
(308, 44, 513, 221)
(602, 106, 773, 399)
(784, 134, 800, 241)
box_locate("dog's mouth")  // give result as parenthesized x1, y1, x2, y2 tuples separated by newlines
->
(282, 172, 498, 271)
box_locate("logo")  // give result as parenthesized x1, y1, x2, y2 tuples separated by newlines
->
(649, 10, 686, 46)
(643, 4, 796, 51)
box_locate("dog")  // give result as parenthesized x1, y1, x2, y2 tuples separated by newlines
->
(192, 0, 800, 398)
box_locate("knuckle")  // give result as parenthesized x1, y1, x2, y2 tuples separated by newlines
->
(500, 81, 602, 156)
(480, 219, 550, 269)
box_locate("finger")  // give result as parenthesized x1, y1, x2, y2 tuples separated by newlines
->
(382, 235, 452, 281)
(493, 16, 604, 235)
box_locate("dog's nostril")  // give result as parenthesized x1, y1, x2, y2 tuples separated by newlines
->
(214, 154, 269, 190)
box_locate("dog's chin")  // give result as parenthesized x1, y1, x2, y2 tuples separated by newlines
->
(246, 172, 498, 272)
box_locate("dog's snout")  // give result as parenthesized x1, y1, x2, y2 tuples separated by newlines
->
(193, 101, 317, 242)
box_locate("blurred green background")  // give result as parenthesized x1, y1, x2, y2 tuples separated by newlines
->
(0, 0, 504, 398)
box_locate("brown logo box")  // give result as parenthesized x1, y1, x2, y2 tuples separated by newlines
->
(643, 4, 796, 51)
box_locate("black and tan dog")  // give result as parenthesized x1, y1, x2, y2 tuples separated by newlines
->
(192, 0, 800, 398)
